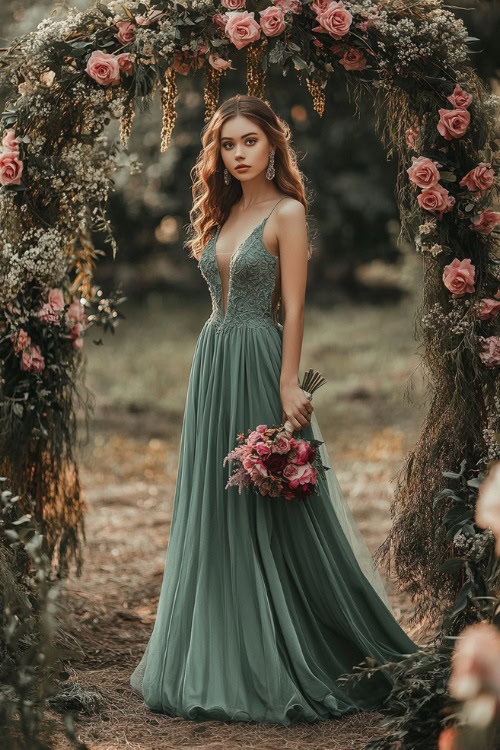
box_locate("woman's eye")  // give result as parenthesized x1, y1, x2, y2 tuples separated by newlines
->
(246, 138, 256, 145)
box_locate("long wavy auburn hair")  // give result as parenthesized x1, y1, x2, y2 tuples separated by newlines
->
(185, 94, 311, 262)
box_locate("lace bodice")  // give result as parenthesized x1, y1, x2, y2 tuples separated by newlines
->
(197, 203, 283, 334)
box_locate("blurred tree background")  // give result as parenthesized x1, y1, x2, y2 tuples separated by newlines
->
(1, 0, 498, 305)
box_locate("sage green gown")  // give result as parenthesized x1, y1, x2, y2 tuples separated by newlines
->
(130, 200, 418, 725)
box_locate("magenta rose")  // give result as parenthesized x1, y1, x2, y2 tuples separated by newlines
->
(2, 129, 19, 153)
(437, 108, 470, 141)
(442, 258, 476, 296)
(0, 151, 23, 186)
(417, 184, 455, 219)
(259, 6, 286, 36)
(85, 50, 121, 86)
(407, 156, 441, 189)
(114, 20, 136, 44)
(273, 0, 302, 12)
(447, 83, 473, 110)
(459, 163, 494, 192)
(11, 328, 31, 354)
(20, 343, 45, 373)
(312, 1, 353, 40)
(221, 0, 246, 8)
(478, 296, 500, 321)
(479, 337, 500, 367)
(405, 127, 419, 150)
(208, 53, 233, 70)
(295, 440, 313, 465)
(470, 209, 500, 235)
(339, 48, 366, 70)
(225, 11, 261, 49)
(117, 53, 134, 76)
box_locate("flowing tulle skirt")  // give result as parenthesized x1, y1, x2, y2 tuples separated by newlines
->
(130, 319, 418, 725)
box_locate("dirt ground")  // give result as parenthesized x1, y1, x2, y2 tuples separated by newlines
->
(49, 283, 429, 749)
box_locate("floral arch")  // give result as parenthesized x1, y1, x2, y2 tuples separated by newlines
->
(0, 0, 498, 626)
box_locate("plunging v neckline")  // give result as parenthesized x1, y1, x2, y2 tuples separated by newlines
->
(213, 217, 268, 318)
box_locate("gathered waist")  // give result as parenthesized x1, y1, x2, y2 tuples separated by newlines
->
(203, 314, 283, 335)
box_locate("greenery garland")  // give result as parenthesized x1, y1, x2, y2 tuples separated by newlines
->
(0, 0, 498, 626)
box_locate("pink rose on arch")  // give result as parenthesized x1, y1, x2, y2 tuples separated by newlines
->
(208, 53, 233, 71)
(442, 257, 475, 296)
(36, 302, 61, 324)
(65, 299, 87, 328)
(273, 0, 302, 13)
(114, 20, 136, 44)
(20, 343, 44, 373)
(117, 53, 134, 76)
(417, 184, 455, 219)
(405, 127, 419, 150)
(0, 150, 23, 186)
(48, 288, 65, 311)
(172, 52, 191, 75)
(312, 1, 353, 40)
(478, 296, 500, 321)
(311, 0, 331, 14)
(71, 323, 84, 350)
(479, 336, 500, 368)
(437, 108, 470, 141)
(339, 48, 366, 71)
(447, 83, 473, 110)
(259, 6, 286, 36)
(11, 328, 31, 354)
(407, 156, 441, 189)
(2, 128, 19, 153)
(459, 163, 494, 192)
(225, 11, 261, 49)
(221, 0, 246, 8)
(213, 13, 229, 31)
(85, 50, 121, 86)
(470, 209, 500, 235)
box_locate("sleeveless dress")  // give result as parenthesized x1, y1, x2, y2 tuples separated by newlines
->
(130, 198, 418, 725)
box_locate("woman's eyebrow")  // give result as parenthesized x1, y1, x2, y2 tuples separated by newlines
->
(221, 132, 258, 141)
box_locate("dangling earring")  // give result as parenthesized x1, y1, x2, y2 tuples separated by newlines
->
(223, 167, 230, 185)
(266, 150, 275, 180)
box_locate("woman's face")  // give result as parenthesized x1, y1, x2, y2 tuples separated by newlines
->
(219, 114, 273, 182)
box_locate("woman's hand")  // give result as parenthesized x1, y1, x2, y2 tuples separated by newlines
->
(280, 382, 314, 431)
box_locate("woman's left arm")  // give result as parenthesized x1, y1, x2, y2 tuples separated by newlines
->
(274, 199, 313, 431)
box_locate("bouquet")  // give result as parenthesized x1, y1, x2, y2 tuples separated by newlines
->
(224, 369, 330, 502)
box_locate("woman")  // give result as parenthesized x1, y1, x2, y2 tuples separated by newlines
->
(130, 94, 418, 725)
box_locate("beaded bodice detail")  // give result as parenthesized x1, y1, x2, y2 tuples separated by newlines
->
(198, 214, 281, 334)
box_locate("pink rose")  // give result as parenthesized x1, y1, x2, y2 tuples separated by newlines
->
(437, 108, 470, 141)
(405, 127, 419, 150)
(117, 53, 134, 76)
(407, 156, 441, 189)
(273, 435, 290, 454)
(295, 440, 313, 465)
(172, 52, 191, 76)
(65, 300, 87, 327)
(11, 328, 31, 354)
(312, 1, 353, 40)
(470, 209, 500, 235)
(136, 10, 166, 25)
(259, 6, 286, 36)
(417, 184, 455, 219)
(36, 302, 61, 324)
(288, 463, 315, 488)
(213, 13, 229, 31)
(259, 479, 272, 495)
(448, 622, 500, 701)
(479, 336, 500, 367)
(20, 343, 45, 373)
(478, 297, 500, 321)
(311, 0, 331, 13)
(0, 151, 23, 186)
(459, 163, 494, 192)
(256, 424, 267, 433)
(442, 257, 475, 296)
(2, 129, 19, 153)
(85, 50, 121, 86)
(253, 460, 269, 478)
(447, 83, 473, 110)
(273, 0, 302, 12)
(48, 288, 65, 311)
(256, 442, 271, 457)
(221, 0, 246, 8)
(208, 53, 233, 70)
(71, 322, 85, 349)
(114, 20, 136, 44)
(339, 48, 366, 70)
(225, 11, 261, 49)
(283, 463, 300, 480)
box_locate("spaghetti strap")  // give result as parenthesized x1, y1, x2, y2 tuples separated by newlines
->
(264, 196, 287, 224)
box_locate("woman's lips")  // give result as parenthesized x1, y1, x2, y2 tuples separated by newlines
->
(235, 165, 250, 170)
